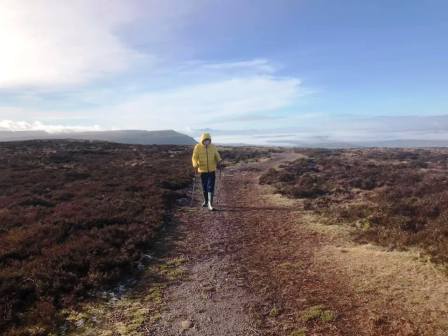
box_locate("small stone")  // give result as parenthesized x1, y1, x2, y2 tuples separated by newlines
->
(75, 319, 85, 328)
(181, 319, 193, 330)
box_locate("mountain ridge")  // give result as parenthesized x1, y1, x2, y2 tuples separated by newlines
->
(0, 129, 197, 145)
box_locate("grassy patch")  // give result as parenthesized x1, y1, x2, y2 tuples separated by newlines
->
(158, 257, 187, 280)
(300, 305, 336, 323)
(145, 285, 165, 304)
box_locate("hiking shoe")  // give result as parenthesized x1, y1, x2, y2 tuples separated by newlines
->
(208, 192, 215, 211)
(202, 192, 208, 207)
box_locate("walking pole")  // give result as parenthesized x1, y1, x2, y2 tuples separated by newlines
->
(215, 168, 222, 205)
(190, 173, 197, 207)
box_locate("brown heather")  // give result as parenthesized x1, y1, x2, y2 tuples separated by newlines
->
(0, 140, 191, 334)
(260, 147, 448, 266)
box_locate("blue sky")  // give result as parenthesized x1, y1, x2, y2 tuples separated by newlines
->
(0, 0, 447, 144)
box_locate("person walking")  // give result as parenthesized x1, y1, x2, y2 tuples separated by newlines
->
(191, 132, 222, 211)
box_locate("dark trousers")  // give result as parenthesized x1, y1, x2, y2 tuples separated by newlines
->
(200, 171, 216, 193)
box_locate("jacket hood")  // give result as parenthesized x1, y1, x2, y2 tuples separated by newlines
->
(200, 132, 211, 144)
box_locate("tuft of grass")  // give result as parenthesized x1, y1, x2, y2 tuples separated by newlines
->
(158, 257, 187, 280)
(269, 305, 280, 318)
(289, 329, 307, 336)
(145, 285, 165, 304)
(300, 305, 336, 323)
(355, 218, 371, 230)
(320, 309, 336, 322)
(165, 256, 187, 267)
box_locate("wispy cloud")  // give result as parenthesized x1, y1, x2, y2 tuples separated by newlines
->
(197, 59, 277, 74)
(0, 1, 309, 133)
(0, 56, 306, 131)
(109, 74, 303, 128)
(0, 120, 102, 133)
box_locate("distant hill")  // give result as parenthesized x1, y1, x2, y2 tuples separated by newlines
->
(0, 129, 197, 145)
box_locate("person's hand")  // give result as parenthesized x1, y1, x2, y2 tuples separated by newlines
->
(193, 167, 199, 174)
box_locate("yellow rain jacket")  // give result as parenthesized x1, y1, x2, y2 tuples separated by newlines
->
(192, 133, 222, 173)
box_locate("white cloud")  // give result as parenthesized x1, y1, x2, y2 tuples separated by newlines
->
(86, 58, 305, 130)
(0, 0, 144, 89)
(0, 119, 102, 133)
(0, 1, 308, 131)
(0, 57, 307, 132)
(0, 0, 214, 90)
(197, 59, 277, 74)
(110, 75, 302, 128)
